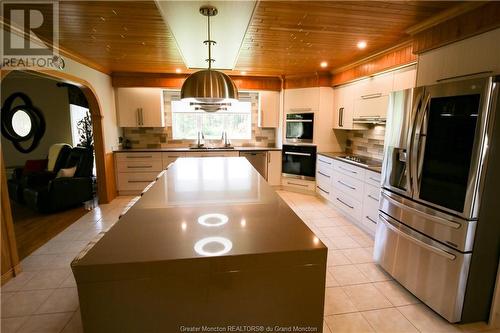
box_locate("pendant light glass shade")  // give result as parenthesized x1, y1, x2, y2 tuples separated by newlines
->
(181, 69, 238, 104)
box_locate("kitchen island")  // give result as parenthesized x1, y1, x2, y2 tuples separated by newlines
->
(72, 157, 327, 333)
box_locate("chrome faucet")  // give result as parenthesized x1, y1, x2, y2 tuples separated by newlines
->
(221, 131, 231, 147)
(196, 131, 205, 148)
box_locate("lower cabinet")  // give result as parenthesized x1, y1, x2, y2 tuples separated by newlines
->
(282, 178, 316, 192)
(315, 154, 381, 236)
(115, 150, 282, 195)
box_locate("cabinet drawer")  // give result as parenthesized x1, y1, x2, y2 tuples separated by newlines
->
(162, 152, 186, 168)
(316, 184, 331, 200)
(316, 169, 332, 189)
(332, 192, 362, 221)
(282, 178, 315, 192)
(117, 172, 159, 191)
(332, 172, 364, 202)
(317, 155, 334, 169)
(333, 160, 365, 180)
(364, 170, 381, 187)
(362, 204, 379, 234)
(117, 159, 163, 173)
(364, 183, 381, 207)
(116, 152, 162, 161)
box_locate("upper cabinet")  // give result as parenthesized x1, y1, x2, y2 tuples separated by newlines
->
(333, 65, 416, 130)
(284, 87, 320, 112)
(258, 91, 280, 128)
(417, 28, 500, 86)
(116, 88, 165, 127)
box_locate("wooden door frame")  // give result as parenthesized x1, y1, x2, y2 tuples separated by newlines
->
(1, 69, 114, 204)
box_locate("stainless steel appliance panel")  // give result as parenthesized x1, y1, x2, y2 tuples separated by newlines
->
(381, 88, 424, 198)
(411, 77, 494, 219)
(380, 190, 477, 252)
(374, 212, 472, 323)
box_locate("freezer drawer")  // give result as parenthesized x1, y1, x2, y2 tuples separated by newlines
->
(380, 190, 476, 252)
(374, 212, 472, 323)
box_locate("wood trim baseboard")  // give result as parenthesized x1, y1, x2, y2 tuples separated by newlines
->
(1, 264, 22, 286)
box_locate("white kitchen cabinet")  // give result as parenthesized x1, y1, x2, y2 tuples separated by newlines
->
(417, 28, 500, 86)
(333, 84, 355, 130)
(353, 95, 389, 119)
(267, 150, 282, 186)
(258, 91, 280, 128)
(115, 152, 163, 195)
(284, 87, 319, 112)
(393, 66, 416, 91)
(315, 155, 381, 236)
(116, 88, 165, 127)
(161, 152, 186, 169)
(282, 178, 316, 192)
(356, 72, 394, 98)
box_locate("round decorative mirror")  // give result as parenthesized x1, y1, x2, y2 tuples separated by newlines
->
(11, 109, 32, 138)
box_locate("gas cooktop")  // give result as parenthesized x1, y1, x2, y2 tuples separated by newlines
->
(337, 155, 382, 168)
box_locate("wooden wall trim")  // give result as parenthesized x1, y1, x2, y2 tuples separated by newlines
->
(112, 72, 282, 91)
(331, 43, 416, 86)
(1, 153, 20, 285)
(105, 153, 117, 202)
(283, 72, 332, 90)
(411, 2, 500, 54)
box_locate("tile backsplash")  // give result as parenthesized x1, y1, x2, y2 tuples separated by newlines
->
(122, 91, 276, 148)
(345, 125, 386, 161)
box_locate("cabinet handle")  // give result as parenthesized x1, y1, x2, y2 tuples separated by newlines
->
(319, 159, 332, 165)
(140, 108, 144, 126)
(361, 93, 382, 99)
(317, 186, 330, 195)
(127, 165, 153, 169)
(126, 155, 153, 159)
(336, 197, 354, 209)
(366, 216, 378, 224)
(287, 181, 308, 187)
(339, 166, 357, 174)
(337, 180, 356, 190)
(339, 107, 344, 127)
(136, 108, 141, 126)
(368, 194, 379, 202)
(167, 156, 179, 158)
(318, 171, 330, 178)
(369, 177, 380, 182)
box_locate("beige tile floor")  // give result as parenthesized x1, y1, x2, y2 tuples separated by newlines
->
(1, 191, 498, 333)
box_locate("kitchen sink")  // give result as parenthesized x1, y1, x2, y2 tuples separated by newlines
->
(188, 146, 234, 150)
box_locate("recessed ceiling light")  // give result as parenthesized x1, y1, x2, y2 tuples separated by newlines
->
(357, 41, 367, 49)
(320, 61, 328, 68)
(175, 68, 181, 73)
(241, 71, 247, 75)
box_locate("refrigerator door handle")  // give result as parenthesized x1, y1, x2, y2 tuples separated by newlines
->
(410, 93, 431, 197)
(381, 192, 461, 229)
(379, 214, 456, 261)
(406, 92, 424, 195)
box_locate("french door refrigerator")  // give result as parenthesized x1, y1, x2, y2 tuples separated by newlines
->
(374, 75, 500, 323)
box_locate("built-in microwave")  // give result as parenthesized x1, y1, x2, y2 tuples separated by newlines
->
(285, 113, 314, 143)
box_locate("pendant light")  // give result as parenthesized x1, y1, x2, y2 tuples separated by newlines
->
(180, 6, 238, 112)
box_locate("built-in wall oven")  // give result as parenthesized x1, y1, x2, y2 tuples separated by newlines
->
(282, 144, 316, 180)
(285, 113, 314, 143)
(374, 75, 500, 323)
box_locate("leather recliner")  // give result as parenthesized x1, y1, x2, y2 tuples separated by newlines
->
(23, 147, 94, 213)
(7, 144, 72, 203)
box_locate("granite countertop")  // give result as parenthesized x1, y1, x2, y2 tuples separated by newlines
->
(318, 152, 382, 173)
(114, 146, 281, 152)
(73, 157, 324, 268)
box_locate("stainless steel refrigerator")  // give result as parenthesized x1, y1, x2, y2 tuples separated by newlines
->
(374, 75, 500, 323)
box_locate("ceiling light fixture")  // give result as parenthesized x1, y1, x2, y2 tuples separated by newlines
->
(357, 40, 367, 49)
(240, 71, 247, 75)
(176, 68, 181, 73)
(320, 61, 328, 68)
(180, 6, 238, 112)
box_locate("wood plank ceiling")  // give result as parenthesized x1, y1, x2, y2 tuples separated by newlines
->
(31, 1, 457, 75)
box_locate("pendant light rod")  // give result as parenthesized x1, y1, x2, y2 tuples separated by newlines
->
(200, 6, 217, 70)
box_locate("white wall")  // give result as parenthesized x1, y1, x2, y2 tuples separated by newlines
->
(1, 72, 73, 167)
(0, 27, 120, 154)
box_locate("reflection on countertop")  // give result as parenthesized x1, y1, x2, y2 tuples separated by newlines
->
(318, 152, 382, 173)
(114, 146, 281, 153)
